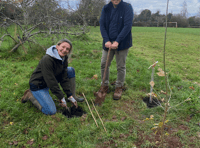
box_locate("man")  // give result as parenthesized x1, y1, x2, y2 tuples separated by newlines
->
(21, 39, 84, 115)
(97, 0, 134, 100)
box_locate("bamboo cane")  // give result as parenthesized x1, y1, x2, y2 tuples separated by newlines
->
(91, 99, 107, 133)
(82, 93, 98, 127)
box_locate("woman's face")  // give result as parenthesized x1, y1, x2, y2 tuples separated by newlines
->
(56, 42, 71, 57)
(111, 0, 121, 6)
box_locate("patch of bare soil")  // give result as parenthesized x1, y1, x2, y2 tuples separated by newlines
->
(135, 126, 185, 148)
(109, 99, 195, 147)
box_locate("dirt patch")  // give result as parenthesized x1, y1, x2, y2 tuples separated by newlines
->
(142, 97, 161, 108)
(135, 128, 184, 147)
(62, 106, 86, 118)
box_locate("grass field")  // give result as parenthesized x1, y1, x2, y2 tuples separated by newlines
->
(0, 26, 200, 147)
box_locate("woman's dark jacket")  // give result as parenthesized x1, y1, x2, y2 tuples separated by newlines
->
(100, 0, 134, 51)
(29, 45, 72, 100)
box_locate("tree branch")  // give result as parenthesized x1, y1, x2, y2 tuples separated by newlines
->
(0, 34, 18, 43)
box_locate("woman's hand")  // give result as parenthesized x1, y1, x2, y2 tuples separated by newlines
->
(60, 97, 68, 108)
(68, 96, 78, 108)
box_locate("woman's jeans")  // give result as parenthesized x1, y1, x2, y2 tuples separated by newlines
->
(31, 67, 75, 115)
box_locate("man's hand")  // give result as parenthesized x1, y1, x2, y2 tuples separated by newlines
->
(105, 41, 112, 48)
(111, 41, 119, 49)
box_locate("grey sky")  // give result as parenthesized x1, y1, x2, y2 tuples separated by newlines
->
(59, 0, 200, 17)
(129, 0, 200, 16)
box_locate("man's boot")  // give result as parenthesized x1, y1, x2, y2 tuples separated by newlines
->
(69, 77, 84, 102)
(113, 87, 123, 100)
(21, 89, 42, 111)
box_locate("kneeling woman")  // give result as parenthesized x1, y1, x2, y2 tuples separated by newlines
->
(21, 39, 84, 115)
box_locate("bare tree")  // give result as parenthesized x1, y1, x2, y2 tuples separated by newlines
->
(0, 0, 86, 53)
(198, 7, 200, 17)
(181, 0, 188, 18)
(63, 0, 106, 27)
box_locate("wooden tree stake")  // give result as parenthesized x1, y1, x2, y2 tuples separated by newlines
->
(82, 93, 98, 127)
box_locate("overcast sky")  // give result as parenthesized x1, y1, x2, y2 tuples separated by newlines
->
(128, 0, 200, 17)
(60, 0, 200, 17)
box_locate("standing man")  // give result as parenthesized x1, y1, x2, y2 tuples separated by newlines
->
(97, 0, 134, 100)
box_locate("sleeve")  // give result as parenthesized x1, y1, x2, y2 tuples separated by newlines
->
(100, 6, 110, 43)
(116, 4, 134, 44)
(41, 56, 65, 100)
(60, 61, 72, 98)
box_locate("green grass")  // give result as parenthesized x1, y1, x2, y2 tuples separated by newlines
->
(131, 27, 200, 84)
(0, 26, 200, 147)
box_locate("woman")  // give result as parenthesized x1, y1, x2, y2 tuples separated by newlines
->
(21, 39, 84, 115)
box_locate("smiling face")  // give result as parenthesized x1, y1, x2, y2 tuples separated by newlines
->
(111, 0, 121, 7)
(56, 42, 71, 57)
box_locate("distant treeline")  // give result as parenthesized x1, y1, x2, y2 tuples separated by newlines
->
(0, 1, 199, 28)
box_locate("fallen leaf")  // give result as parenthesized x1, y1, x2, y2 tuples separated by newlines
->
(158, 68, 162, 72)
(91, 74, 98, 80)
(147, 92, 157, 98)
(27, 139, 34, 145)
(119, 133, 125, 138)
(161, 90, 166, 94)
(157, 71, 165, 76)
(185, 98, 191, 101)
(189, 86, 194, 90)
(14, 83, 18, 85)
(46, 121, 52, 124)
(144, 118, 150, 121)
(80, 114, 87, 122)
(197, 132, 200, 138)
(151, 126, 158, 130)
(150, 115, 154, 119)
(10, 122, 14, 125)
(165, 132, 169, 136)
(165, 120, 169, 123)
(112, 115, 117, 119)
(149, 81, 155, 87)
(13, 141, 18, 145)
(42, 135, 48, 140)
(93, 74, 98, 79)
(121, 117, 126, 121)
(23, 129, 28, 134)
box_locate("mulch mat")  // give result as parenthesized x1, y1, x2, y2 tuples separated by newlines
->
(142, 97, 161, 108)
(58, 106, 86, 118)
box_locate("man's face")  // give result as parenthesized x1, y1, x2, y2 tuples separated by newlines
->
(56, 42, 71, 57)
(111, 0, 121, 6)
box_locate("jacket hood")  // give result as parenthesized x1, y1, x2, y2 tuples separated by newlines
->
(46, 45, 63, 61)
